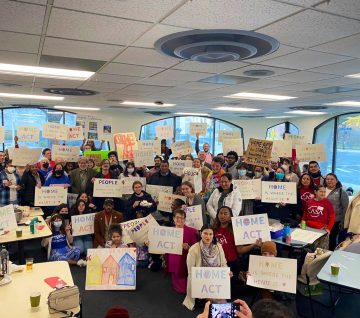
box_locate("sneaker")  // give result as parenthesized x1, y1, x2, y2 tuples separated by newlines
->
(77, 259, 87, 267)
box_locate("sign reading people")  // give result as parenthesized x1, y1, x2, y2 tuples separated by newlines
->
(261, 181, 297, 204)
(52, 145, 80, 162)
(233, 179, 261, 200)
(245, 138, 273, 167)
(157, 193, 186, 212)
(71, 213, 96, 236)
(231, 214, 271, 245)
(113, 132, 138, 161)
(120, 219, 144, 244)
(42, 122, 68, 140)
(247, 255, 297, 294)
(128, 214, 158, 246)
(67, 126, 84, 141)
(169, 160, 192, 176)
(17, 126, 40, 142)
(171, 141, 193, 157)
(219, 130, 240, 142)
(191, 267, 231, 299)
(93, 179, 123, 197)
(34, 187, 68, 206)
(222, 138, 243, 156)
(295, 144, 326, 162)
(184, 205, 203, 230)
(148, 225, 183, 255)
(145, 185, 173, 202)
(155, 125, 173, 139)
(182, 167, 202, 193)
(190, 122, 208, 136)
(11, 148, 42, 166)
(138, 140, 161, 156)
(0, 204, 17, 230)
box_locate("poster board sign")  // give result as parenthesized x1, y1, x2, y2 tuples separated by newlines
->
(0, 126, 4, 143)
(245, 138, 273, 167)
(190, 123, 207, 136)
(184, 205, 203, 230)
(11, 147, 42, 166)
(86, 248, 137, 290)
(171, 141, 193, 157)
(42, 122, 68, 140)
(157, 193, 186, 212)
(169, 160, 192, 176)
(113, 132, 138, 161)
(295, 144, 326, 162)
(233, 179, 261, 200)
(138, 140, 161, 156)
(34, 187, 68, 206)
(145, 185, 173, 202)
(148, 225, 183, 255)
(182, 167, 202, 193)
(17, 126, 40, 142)
(222, 138, 243, 156)
(84, 150, 110, 168)
(284, 133, 308, 147)
(0, 204, 17, 230)
(155, 125, 173, 139)
(191, 267, 231, 299)
(76, 114, 112, 141)
(271, 140, 292, 159)
(67, 126, 84, 141)
(71, 213, 96, 236)
(52, 145, 80, 162)
(128, 214, 158, 246)
(247, 255, 297, 294)
(133, 149, 154, 167)
(261, 181, 297, 204)
(93, 179, 123, 197)
(120, 219, 144, 244)
(219, 130, 240, 142)
(120, 177, 146, 195)
(231, 214, 271, 245)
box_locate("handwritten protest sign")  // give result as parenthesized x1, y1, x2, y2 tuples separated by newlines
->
(295, 144, 326, 162)
(34, 187, 68, 206)
(133, 149, 154, 167)
(245, 138, 273, 167)
(138, 140, 161, 155)
(148, 225, 183, 255)
(191, 267, 231, 299)
(93, 179, 123, 197)
(271, 140, 292, 159)
(157, 193, 186, 212)
(113, 132, 138, 161)
(17, 126, 40, 142)
(120, 177, 146, 195)
(145, 185, 173, 202)
(128, 214, 158, 246)
(67, 126, 84, 141)
(171, 141, 193, 157)
(231, 214, 271, 245)
(247, 255, 297, 293)
(190, 123, 207, 136)
(0, 204, 17, 230)
(222, 138, 243, 156)
(169, 160, 192, 176)
(182, 167, 202, 193)
(42, 122, 68, 140)
(184, 205, 203, 230)
(71, 213, 96, 236)
(0, 126, 4, 143)
(219, 130, 240, 142)
(155, 125, 173, 139)
(233, 179, 261, 200)
(284, 133, 308, 147)
(52, 145, 80, 162)
(120, 219, 144, 244)
(261, 181, 297, 204)
(11, 148, 42, 166)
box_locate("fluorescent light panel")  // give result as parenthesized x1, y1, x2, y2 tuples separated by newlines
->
(266, 116, 294, 119)
(54, 106, 100, 111)
(0, 63, 94, 80)
(214, 106, 260, 112)
(345, 73, 360, 79)
(0, 92, 63, 100)
(285, 110, 326, 115)
(121, 101, 175, 107)
(325, 101, 360, 106)
(225, 92, 297, 101)
(175, 112, 210, 116)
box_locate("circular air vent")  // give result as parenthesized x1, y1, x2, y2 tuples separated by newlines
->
(154, 29, 279, 63)
(243, 69, 275, 77)
(43, 88, 98, 96)
(290, 106, 328, 110)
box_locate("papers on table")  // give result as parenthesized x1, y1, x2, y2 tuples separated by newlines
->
(290, 228, 325, 244)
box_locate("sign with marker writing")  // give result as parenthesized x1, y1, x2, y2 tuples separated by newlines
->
(120, 177, 146, 195)
(11, 147, 42, 166)
(128, 214, 158, 246)
(42, 122, 68, 140)
(138, 139, 161, 156)
(133, 149, 154, 167)
(0, 204, 17, 231)
(261, 181, 297, 204)
(171, 141, 193, 157)
(93, 178, 123, 197)
(245, 138, 273, 167)
(190, 122, 208, 136)
(157, 193, 186, 212)
(67, 126, 84, 141)
(52, 145, 80, 162)
(113, 132, 138, 161)
(295, 144, 326, 162)
(219, 130, 240, 142)
(271, 140, 292, 159)
(0, 127, 4, 143)
(233, 179, 261, 200)
(35, 187, 68, 206)
(71, 213, 96, 236)
(184, 205, 203, 230)
(120, 219, 144, 244)
(222, 138, 243, 156)
(169, 160, 192, 176)
(17, 126, 40, 142)
(148, 225, 183, 255)
(145, 185, 173, 202)
(284, 133, 308, 147)
(155, 125, 173, 139)
(182, 167, 202, 193)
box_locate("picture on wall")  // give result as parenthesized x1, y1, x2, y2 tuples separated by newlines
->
(103, 125, 112, 134)
(88, 132, 98, 140)
(89, 121, 98, 131)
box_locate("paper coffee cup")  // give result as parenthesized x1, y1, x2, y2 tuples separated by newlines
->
(30, 292, 41, 308)
(331, 263, 340, 276)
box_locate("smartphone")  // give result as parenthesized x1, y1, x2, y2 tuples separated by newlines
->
(208, 303, 240, 318)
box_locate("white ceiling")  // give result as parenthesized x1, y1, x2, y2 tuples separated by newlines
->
(0, 0, 359, 118)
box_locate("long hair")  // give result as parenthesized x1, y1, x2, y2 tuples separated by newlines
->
(200, 224, 217, 244)
(324, 173, 342, 189)
(213, 206, 234, 234)
(297, 173, 315, 190)
(49, 213, 65, 234)
(73, 199, 88, 215)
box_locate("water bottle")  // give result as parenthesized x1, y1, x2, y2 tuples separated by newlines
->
(282, 224, 291, 243)
(0, 245, 9, 275)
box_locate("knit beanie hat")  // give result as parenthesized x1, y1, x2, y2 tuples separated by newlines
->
(261, 241, 277, 256)
(105, 306, 129, 318)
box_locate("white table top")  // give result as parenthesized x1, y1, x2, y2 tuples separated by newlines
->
(317, 250, 360, 291)
(0, 261, 80, 317)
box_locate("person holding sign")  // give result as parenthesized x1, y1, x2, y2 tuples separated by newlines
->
(203, 157, 225, 201)
(195, 133, 213, 164)
(148, 160, 181, 193)
(105, 224, 128, 248)
(160, 139, 172, 160)
(108, 151, 124, 178)
(44, 163, 71, 188)
(19, 164, 45, 206)
(70, 157, 97, 195)
(37, 158, 52, 179)
(0, 160, 21, 206)
(224, 151, 240, 179)
(181, 181, 207, 226)
(280, 159, 299, 183)
(128, 181, 156, 219)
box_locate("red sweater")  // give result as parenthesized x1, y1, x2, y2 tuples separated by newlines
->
(299, 187, 315, 213)
(303, 198, 335, 231)
(215, 227, 238, 262)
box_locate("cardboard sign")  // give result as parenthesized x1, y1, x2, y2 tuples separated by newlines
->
(145, 185, 173, 202)
(233, 179, 261, 200)
(245, 138, 273, 167)
(34, 187, 68, 206)
(86, 248, 137, 290)
(52, 145, 80, 162)
(155, 125, 173, 139)
(247, 255, 297, 294)
(133, 149, 154, 167)
(148, 225, 183, 255)
(113, 132, 138, 161)
(261, 181, 297, 204)
(169, 160, 192, 176)
(42, 122, 68, 140)
(93, 178, 123, 197)
(184, 205, 203, 230)
(182, 167, 202, 193)
(295, 144, 326, 162)
(157, 193, 186, 212)
(171, 141, 193, 157)
(0, 126, 4, 143)
(17, 126, 40, 142)
(138, 140, 161, 155)
(11, 147, 42, 166)
(231, 214, 271, 245)
(120, 177, 146, 195)
(219, 130, 240, 142)
(0, 204, 17, 230)
(128, 214, 158, 246)
(67, 126, 84, 141)
(71, 213, 96, 236)
(83, 150, 109, 168)
(271, 140, 292, 159)
(222, 138, 243, 156)
(284, 133, 308, 147)
(120, 219, 144, 244)
(190, 122, 207, 136)
(191, 267, 231, 299)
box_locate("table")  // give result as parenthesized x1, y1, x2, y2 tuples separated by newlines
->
(29, 207, 44, 217)
(0, 261, 80, 317)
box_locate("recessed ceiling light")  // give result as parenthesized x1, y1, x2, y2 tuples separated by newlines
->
(285, 110, 326, 115)
(54, 106, 100, 111)
(266, 116, 295, 119)
(121, 101, 175, 107)
(0, 92, 63, 100)
(175, 112, 210, 116)
(225, 92, 297, 101)
(325, 101, 360, 106)
(345, 73, 360, 79)
(214, 106, 260, 112)
(0, 63, 94, 80)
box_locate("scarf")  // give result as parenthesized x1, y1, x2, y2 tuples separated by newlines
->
(200, 240, 221, 267)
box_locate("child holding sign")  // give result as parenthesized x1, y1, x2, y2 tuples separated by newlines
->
(105, 224, 128, 248)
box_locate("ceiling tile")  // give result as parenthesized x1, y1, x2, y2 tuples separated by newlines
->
(0, 51, 38, 65)
(247, 44, 302, 63)
(176, 82, 229, 90)
(138, 77, 186, 87)
(100, 63, 164, 77)
(173, 60, 248, 74)
(47, 8, 151, 45)
(163, 0, 302, 30)
(92, 74, 143, 84)
(119, 84, 172, 93)
(80, 83, 128, 93)
(315, 0, 360, 20)
(258, 10, 360, 48)
(271, 71, 338, 83)
(273, 0, 324, 6)
(310, 59, 360, 75)
(149, 69, 212, 82)
(0, 31, 40, 54)
(224, 65, 296, 77)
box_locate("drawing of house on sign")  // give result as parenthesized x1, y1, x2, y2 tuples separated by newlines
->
(86, 255, 102, 286)
(102, 255, 119, 285)
(117, 252, 136, 286)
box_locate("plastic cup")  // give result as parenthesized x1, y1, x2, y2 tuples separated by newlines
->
(16, 228, 22, 238)
(331, 263, 340, 276)
(26, 258, 34, 271)
(30, 292, 41, 308)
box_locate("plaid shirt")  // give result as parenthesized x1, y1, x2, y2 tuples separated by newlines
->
(0, 170, 21, 206)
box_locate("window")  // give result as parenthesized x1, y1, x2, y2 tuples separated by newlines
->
(265, 121, 299, 140)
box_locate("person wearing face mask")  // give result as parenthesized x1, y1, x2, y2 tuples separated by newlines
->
(280, 158, 299, 183)
(234, 163, 255, 216)
(0, 160, 21, 206)
(19, 164, 45, 206)
(308, 161, 325, 186)
(44, 163, 71, 188)
(119, 162, 139, 179)
(253, 166, 265, 180)
(37, 158, 52, 179)
(225, 151, 239, 179)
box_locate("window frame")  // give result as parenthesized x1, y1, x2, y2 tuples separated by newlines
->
(265, 121, 299, 140)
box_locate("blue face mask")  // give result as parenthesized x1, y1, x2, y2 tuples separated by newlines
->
(238, 169, 247, 177)
(53, 221, 62, 228)
(275, 172, 285, 180)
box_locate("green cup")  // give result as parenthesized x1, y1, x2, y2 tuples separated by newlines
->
(16, 228, 22, 238)
(30, 292, 41, 308)
(331, 263, 340, 276)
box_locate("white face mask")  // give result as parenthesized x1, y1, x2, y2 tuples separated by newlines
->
(255, 171, 262, 178)
(281, 164, 289, 172)
(127, 168, 135, 173)
(7, 167, 15, 173)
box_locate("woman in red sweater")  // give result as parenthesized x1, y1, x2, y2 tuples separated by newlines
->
(303, 185, 335, 233)
(297, 173, 315, 216)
